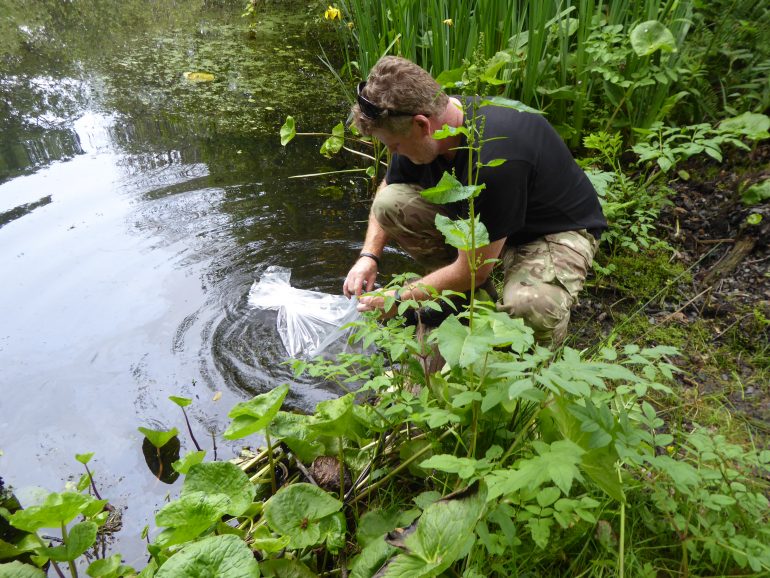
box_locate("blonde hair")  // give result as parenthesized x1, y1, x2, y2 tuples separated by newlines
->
(351, 56, 448, 136)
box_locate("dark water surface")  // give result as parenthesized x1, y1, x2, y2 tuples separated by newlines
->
(0, 0, 391, 566)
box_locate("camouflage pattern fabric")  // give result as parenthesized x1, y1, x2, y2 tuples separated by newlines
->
(372, 183, 599, 345)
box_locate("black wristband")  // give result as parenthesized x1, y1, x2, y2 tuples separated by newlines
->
(359, 252, 380, 266)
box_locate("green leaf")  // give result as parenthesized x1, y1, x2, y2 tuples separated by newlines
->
(75, 453, 94, 465)
(742, 180, 770, 206)
(42, 521, 97, 562)
(719, 112, 770, 141)
(9, 492, 106, 532)
(87, 554, 133, 578)
(172, 450, 206, 474)
(434, 214, 490, 251)
(181, 462, 256, 517)
(168, 396, 192, 408)
(356, 508, 420, 548)
(155, 492, 231, 545)
(263, 483, 343, 550)
(249, 526, 290, 553)
(138, 427, 179, 449)
(224, 384, 289, 440)
(0, 561, 47, 578)
(350, 540, 398, 578)
(259, 559, 316, 578)
(155, 535, 260, 578)
(375, 482, 487, 578)
(280, 116, 296, 146)
(486, 440, 585, 500)
(310, 393, 355, 437)
(479, 96, 543, 115)
(420, 455, 481, 479)
(629, 21, 677, 56)
(435, 315, 493, 368)
(420, 172, 482, 204)
(320, 122, 345, 158)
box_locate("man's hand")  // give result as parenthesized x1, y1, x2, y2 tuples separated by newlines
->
(357, 290, 397, 319)
(343, 257, 378, 298)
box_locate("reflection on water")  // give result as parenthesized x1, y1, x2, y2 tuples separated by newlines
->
(0, 0, 396, 566)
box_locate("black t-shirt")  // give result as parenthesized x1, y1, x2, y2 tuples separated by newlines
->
(385, 97, 607, 245)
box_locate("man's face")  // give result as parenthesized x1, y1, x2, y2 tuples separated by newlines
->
(372, 120, 439, 165)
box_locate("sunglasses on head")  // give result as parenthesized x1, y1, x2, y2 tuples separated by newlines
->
(356, 81, 423, 120)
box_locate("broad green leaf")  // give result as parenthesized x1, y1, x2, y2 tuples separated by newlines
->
(155, 492, 230, 533)
(155, 534, 259, 578)
(310, 393, 355, 437)
(350, 540, 398, 578)
(742, 180, 770, 206)
(0, 561, 46, 578)
(420, 455, 480, 479)
(172, 450, 206, 474)
(420, 172, 482, 204)
(263, 483, 342, 550)
(435, 67, 465, 88)
(719, 112, 770, 141)
(434, 214, 489, 251)
(479, 96, 543, 114)
(75, 453, 94, 465)
(137, 427, 179, 449)
(181, 462, 255, 516)
(320, 122, 345, 158)
(629, 21, 677, 56)
(375, 482, 487, 578)
(168, 396, 192, 408)
(259, 558, 316, 578)
(280, 116, 296, 146)
(42, 521, 97, 562)
(356, 508, 420, 548)
(432, 124, 470, 139)
(87, 554, 134, 577)
(224, 384, 289, 440)
(250, 526, 290, 553)
(435, 315, 493, 368)
(9, 492, 105, 532)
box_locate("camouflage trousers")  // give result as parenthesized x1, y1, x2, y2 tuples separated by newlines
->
(372, 183, 599, 345)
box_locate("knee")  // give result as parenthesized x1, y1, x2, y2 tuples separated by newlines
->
(371, 183, 422, 231)
(500, 281, 573, 345)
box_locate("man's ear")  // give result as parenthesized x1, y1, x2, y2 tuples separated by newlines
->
(414, 114, 432, 136)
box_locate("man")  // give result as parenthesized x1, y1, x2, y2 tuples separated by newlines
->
(342, 56, 607, 345)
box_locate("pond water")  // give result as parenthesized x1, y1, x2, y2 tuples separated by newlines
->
(0, 0, 404, 566)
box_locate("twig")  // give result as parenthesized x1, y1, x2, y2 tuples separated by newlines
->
(293, 458, 319, 486)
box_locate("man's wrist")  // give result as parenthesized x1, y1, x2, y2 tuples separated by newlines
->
(359, 251, 380, 266)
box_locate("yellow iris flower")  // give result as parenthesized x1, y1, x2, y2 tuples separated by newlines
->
(324, 6, 341, 20)
(443, 18, 453, 26)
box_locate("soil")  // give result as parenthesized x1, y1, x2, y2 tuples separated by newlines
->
(572, 142, 770, 436)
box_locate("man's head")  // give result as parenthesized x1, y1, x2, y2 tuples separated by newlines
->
(351, 56, 449, 138)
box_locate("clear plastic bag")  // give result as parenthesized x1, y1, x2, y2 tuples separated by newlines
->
(247, 266, 360, 359)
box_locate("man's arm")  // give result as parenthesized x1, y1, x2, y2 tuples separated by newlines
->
(343, 180, 390, 298)
(357, 237, 507, 313)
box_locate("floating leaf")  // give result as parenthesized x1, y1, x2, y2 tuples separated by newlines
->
(420, 172, 483, 204)
(224, 384, 289, 440)
(629, 21, 677, 56)
(168, 396, 192, 408)
(138, 427, 179, 449)
(155, 534, 260, 578)
(263, 483, 343, 550)
(183, 71, 215, 82)
(280, 116, 296, 146)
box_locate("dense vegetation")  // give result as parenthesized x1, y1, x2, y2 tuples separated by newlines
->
(2, 0, 769, 577)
